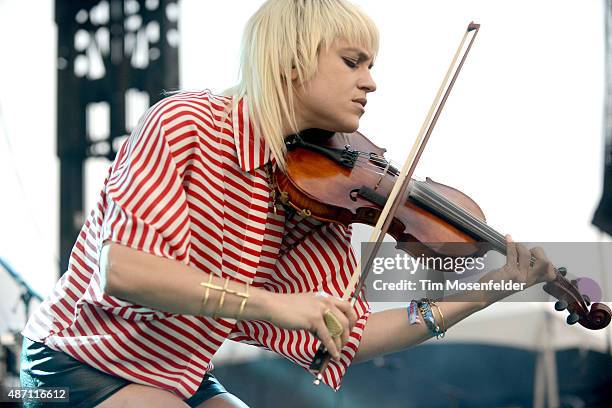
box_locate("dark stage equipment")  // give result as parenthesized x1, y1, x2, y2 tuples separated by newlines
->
(593, 1, 612, 235)
(56, 0, 179, 273)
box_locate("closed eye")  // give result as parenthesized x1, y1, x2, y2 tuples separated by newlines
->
(342, 57, 358, 69)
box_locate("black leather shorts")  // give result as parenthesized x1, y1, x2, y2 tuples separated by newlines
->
(20, 336, 228, 407)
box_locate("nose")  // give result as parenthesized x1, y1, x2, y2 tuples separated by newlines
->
(358, 69, 377, 93)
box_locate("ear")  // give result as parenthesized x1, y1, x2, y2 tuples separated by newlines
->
(291, 66, 298, 81)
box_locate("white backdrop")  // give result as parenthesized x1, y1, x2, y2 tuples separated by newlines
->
(0, 0, 609, 303)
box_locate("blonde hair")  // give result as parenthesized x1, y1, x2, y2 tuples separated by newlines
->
(222, 0, 379, 171)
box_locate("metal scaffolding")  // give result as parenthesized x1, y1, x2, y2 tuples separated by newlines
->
(55, 0, 179, 273)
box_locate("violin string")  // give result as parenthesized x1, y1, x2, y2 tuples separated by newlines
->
(342, 164, 510, 259)
(342, 147, 391, 163)
(411, 181, 507, 250)
(317, 148, 570, 286)
(341, 152, 523, 255)
(353, 162, 401, 180)
(349, 155, 505, 247)
(412, 182, 571, 283)
(351, 156, 391, 173)
(338, 154, 405, 187)
(350, 153, 401, 175)
(347, 157, 564, 279)
(354, 152, 400, 171)
(342, 154, 570, 286)
(351, 159, 398, 177)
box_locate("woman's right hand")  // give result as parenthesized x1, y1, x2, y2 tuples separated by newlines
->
(264, 292, 357, 360)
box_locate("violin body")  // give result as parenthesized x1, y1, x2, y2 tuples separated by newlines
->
(277, 129, 490, 259)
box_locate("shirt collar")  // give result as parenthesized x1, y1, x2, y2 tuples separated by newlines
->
(231, 96, 272, 172)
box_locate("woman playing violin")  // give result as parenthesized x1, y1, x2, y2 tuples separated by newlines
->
(20, 0, 556, 407)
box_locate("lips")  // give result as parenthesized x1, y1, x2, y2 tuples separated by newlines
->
(353, 98, 367, 107)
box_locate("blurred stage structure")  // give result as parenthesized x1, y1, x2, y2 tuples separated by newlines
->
(56, 0, 179, 273)
(213, 345, 611, 408)
(593, 0, 612, 235)
(0, 258, 42, 405)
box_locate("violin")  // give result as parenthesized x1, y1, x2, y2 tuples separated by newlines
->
(273, 129, 612, 379)
(275, 129, 611, 329)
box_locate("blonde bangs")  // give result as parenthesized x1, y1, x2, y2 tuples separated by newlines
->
(224, 0, 379, 171)
(315, 2, 379, 62)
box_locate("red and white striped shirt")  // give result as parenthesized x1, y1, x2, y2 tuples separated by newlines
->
(22, 91, 370, 398)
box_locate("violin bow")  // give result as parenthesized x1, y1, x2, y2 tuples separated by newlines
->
(310, 22, 481, 385)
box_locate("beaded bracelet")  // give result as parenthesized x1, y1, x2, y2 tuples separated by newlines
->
(407, 300, 422, 325)
(417, 298, 446, 339)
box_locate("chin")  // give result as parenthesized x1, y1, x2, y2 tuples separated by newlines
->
(338, 119, 360, 133)
(319, 117, 360, 133)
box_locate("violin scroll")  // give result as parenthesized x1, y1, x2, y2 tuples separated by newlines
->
(584, 303, 612, 329)
(543, 268, 611, 330)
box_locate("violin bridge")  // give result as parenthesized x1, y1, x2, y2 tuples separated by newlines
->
(373, 174, 384, 190)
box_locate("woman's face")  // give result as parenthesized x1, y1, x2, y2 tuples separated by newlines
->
(292, 38, 376, 134)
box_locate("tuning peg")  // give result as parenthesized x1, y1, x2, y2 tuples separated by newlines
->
(570, 279, 579, 287)
(582, 294, 591, 306)
(555, 300, 568, 311)
(566, 313, 580, 325)
(557, 267, 567, 277)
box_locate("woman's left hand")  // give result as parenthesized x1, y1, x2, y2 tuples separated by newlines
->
(478, 235, 557, 305)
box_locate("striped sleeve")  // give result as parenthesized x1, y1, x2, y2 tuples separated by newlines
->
(229, 223, 371, 390)
(97, 97, 199, 319)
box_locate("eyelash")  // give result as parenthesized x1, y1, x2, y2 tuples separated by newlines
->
(343, 57, 374, 70)
(343, 57, 358, 69)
